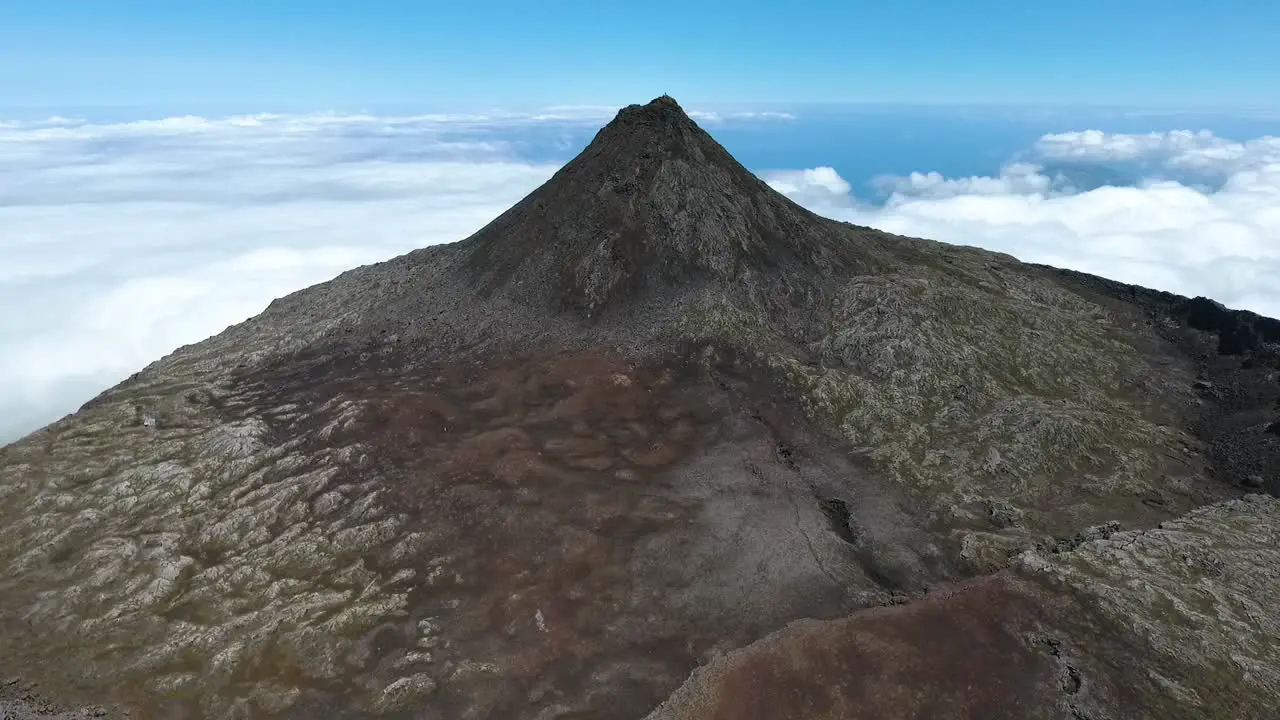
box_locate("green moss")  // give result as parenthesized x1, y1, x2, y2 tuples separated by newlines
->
(674, 257, 1180, 540)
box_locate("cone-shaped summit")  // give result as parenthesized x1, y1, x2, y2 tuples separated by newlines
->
(460, 95, 872, 318)
(2, 97, 1279, 720)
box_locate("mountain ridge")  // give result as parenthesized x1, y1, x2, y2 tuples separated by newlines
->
(2, 96, 1279, 720)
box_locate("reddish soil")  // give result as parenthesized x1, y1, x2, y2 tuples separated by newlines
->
(650, 575, 1079, 720)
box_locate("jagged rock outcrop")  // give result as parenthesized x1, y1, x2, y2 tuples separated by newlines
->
(1, 96, 1278, 719)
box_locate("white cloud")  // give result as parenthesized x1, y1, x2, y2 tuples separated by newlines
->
(1035, 129, 1280, 177)
(764, 129, 1280, 325)
(6, 115, 1277, 446)
(0, 111, 566, 443)
(688, 110, 796, 123)
(872, 162, 1059, 199)
(758, 167, 860, 220)
(1035, 129, 1216, 162)
(762, 166, 850, 197)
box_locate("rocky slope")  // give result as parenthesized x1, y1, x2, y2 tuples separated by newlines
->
(647, 494, 1280, 720)
(1, 96, 1277, 719)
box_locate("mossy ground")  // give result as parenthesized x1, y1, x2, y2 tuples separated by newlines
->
(673, 239, 1207, 572)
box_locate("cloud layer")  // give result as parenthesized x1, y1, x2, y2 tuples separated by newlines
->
(763, 129, 1280, 323)
(2, 115, 1277, 443)
(0, 112, 572, 442)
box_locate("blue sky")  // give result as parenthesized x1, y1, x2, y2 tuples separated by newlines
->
(3, 0, 1279, 110)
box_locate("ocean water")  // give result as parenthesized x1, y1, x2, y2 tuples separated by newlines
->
(422, 103, 1280, 197)
(11, 102, 1274, 194)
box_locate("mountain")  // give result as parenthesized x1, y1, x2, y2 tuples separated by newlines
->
(2, 96, 1278, 720)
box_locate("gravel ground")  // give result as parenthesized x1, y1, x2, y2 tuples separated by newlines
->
(0, 677, 119, 720)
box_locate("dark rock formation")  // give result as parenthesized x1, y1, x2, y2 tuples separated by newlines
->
(461, 95, 873, 320)
(1175, 295, 1280, 356)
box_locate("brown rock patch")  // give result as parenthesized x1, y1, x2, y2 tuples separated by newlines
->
(648, 575, 1073, 720)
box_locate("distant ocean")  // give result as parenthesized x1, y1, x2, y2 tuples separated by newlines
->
(495, 104, 1280, 198)
(8, 102, 1275, 199)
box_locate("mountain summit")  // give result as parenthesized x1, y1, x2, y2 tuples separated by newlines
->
(2, 98, 1279, 720)
(461, 95, 869, 318)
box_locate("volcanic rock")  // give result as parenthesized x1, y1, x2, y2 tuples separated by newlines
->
(2, 96, 1279, 719)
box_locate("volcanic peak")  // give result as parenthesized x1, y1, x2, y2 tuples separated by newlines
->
(460, 95, 876, 318)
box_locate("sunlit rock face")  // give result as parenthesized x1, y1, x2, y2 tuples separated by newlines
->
(2, 97, 1278, 719)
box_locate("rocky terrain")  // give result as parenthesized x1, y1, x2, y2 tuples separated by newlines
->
(1, 96, 1278, 719)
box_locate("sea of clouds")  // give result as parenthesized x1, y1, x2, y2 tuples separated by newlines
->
(768, 129, 1280, 322)
(2, 109, 1277, 442)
